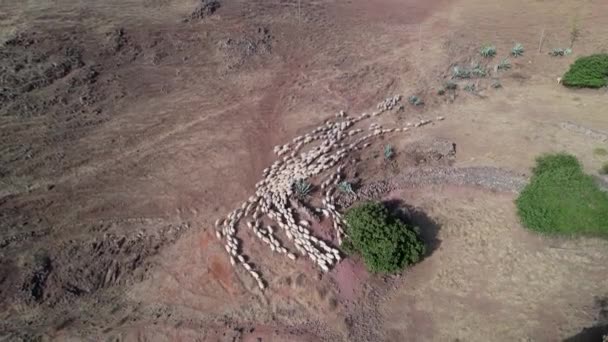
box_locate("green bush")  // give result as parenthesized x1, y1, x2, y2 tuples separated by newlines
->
(516, 153, 608, 237)
(562, 54, 608, 88)
(344, 201, 425, 273)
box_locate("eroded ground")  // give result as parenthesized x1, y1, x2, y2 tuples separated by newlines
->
(1, 0, 608, 340)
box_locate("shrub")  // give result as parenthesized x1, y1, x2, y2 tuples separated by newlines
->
(497, 58, 511, 70)
(293, 179, 312, 198)
(344, 201, 425, 273)
(549, 47, 572, 57)
(480, 44, 497, 58)
(452, 66, 471, 79)
(516, 153, 608, 237)
(511, 43, 524, 57)
(384, 144, 395, 160)
(471, 63, 487, 77)
(463, 83, 476, 92)
(408, 95, 424, 106)
(562, 54, 608, 88)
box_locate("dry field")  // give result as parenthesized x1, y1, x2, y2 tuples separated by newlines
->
(1, 0, 608, 341)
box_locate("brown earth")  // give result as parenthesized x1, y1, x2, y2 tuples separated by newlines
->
(1, 0, 608, 340)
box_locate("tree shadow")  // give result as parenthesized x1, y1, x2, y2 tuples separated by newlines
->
(382, 199, 442, 258)
(564, 297, 608, 342)
(564, 324, 608, 342)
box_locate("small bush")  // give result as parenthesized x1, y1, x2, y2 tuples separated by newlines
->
(491, 80, 502, 88)
(516, 153, 608, 237)
(452, 66, 471, 79)
(549, 47, 572, 57)
(562, 54, 608, 88)
(437, 88, 446, 95)
(293, 179, 312, 198)
(384, 144, 394, 160)
(408, 95, 424, 106)
(497, 58, 511, 70)
(471, 64, 487, 77)
(344, 201, 425, 273)
(480, 44, 497, 58)
(511, 43, 524, 57)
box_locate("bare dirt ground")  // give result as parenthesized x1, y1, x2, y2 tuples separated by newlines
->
(1, 0, 608, 341)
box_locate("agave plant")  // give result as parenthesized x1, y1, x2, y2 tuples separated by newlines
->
(549, 48, 570, 57)
(511, 43, 524, 57)
(452, 65, 471, 79)
(384, 144, 395, 160)
(408, 95, 424, 106)
(497, 58, 511, 70)
(293, 179, 312, 198)
(471, 63, 487, 77)
(337, 181, 356, 196)
(480, 44, 497, 58)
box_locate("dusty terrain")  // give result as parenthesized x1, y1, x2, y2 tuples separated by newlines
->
(1, 0, 608, 341)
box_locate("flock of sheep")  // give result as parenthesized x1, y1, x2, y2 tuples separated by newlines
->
(213, 96, 441, 291)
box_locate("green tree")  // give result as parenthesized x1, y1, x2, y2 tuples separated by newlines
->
(344, 201, 425, 273)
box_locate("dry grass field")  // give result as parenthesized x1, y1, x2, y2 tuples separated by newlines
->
(1, 0, 608, 341)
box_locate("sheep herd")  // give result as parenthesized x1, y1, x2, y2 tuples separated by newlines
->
(213, 95, 441, 291)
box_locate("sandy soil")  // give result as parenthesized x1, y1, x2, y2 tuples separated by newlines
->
(1, 0, 608, 340)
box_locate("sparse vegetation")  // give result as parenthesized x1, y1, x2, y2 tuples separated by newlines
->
(293, 179, 312, 198)
(491, 80, 502, 88)
(601, 162, 608, 175)
(384, 144, 395, 160)
(463, 83, 476, 92)
(337, 181, 356, 195)
(444, 81, 458, 90)
(438, 81, 457, 95)
(344, 201, 425, 273)
(594, 147, 608, 156)
(471, 63, 487, 77)
(479, 44, 497, 58)
(497, 58, 511, 71)
(562, 54, 608, 88)
(511, 43, 524, 57)
(452, 65, 471, 79)
(516, 153, 608, 237)
(408, 95, 424, 106)
(549, 47, 572, 57)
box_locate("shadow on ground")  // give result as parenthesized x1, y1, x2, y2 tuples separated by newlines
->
(383, 199, 442, 258)
(564, 297, 608, 342)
